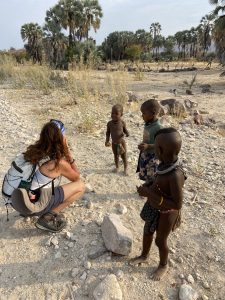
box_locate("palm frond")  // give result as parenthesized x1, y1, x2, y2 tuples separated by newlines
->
(209, 0, 219, 5)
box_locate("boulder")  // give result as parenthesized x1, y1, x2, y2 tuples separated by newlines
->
(101, 214, 133, 255)
(160, 99, 186, 116)
(184, 99, 198, 110)
(126, 91, 139, 102)
(179, 284, 198, 300)
(93, 274, 123, 300)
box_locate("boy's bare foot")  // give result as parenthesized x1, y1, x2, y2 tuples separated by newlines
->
(124, 169, 129, 176)
(129, 255, 148, 266)
(151, 264, 168, 281)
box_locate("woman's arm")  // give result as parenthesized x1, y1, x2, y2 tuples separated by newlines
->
(59, 159, 80, 182)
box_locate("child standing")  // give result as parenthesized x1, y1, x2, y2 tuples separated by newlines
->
(105, 104, 129, 175)
(137, 99, 163, 185)
(131, 128, 186, 281)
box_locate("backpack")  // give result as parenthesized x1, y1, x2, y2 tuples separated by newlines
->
(2, 153, 37, 204)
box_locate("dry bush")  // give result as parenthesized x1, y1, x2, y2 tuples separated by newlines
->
(133, 67, 144, 81)
(13, 66, 54, 94)
(77, 115, 97, 133)
(105, 72, 128, 105)
(0, 55, 15, 83)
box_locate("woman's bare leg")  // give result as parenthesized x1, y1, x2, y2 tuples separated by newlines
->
(51, 180, 85, 214)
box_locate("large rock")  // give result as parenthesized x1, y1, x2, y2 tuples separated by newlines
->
(179, 284, 198, 300)
(93, 274, 123, 300)
(101, 214, 133, 255)
(160, 98, 186, 116)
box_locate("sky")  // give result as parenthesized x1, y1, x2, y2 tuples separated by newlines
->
(0, 0, 213, 50)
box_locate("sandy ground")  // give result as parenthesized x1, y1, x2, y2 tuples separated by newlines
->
(0, 64, 225, 300)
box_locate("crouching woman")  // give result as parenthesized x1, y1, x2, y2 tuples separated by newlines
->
(12, 120, 85, 232)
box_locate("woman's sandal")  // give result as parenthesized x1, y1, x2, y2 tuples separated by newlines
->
(35, 211, 66, 233)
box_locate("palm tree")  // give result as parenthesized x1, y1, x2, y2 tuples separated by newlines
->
(209, 0, 225, 64)
(21, 23, 43, 63)
(150, 22, 162, 58)
(44, 7, 68, 67)
(198, 14, 214, 57)
(79, 0, 103, 40)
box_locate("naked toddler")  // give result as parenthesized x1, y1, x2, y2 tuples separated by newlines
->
(105, 104, 129, 175)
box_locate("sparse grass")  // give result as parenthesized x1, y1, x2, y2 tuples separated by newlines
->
(0, 55, 15, 83)
(183, 72, 197, 90)
(77, 115, 97, 133)
(133, 66, 144, 81)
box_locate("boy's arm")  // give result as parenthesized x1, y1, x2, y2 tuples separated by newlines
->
(105, 122, 111, 145)
(137, 171, 184, 210)
(152, 172, 184, 210)
(122, 121, 129, 137)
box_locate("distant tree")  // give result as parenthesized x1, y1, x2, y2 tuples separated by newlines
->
(46, 0, 102, 62)
(134, 29, 152, 52)
(102, 31, 135, 61)
(198, 14, 214, 57)
(209, 0, 225, 63)
(44, 7, 68, 68)
(150, 22, 162, 57)
(125, 44, 142, 61)
(163, 35, 176, 56)
(21, 23, 43, 63)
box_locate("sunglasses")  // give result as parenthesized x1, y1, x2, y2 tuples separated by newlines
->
(50, 119, 65, 135)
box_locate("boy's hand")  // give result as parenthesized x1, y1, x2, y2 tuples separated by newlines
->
(136, 185, 149, 197)
(138, 143, 149, 151)
(105, 141, 111, 147)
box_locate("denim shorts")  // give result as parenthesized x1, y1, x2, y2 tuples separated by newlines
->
(37, 186, 64, 216)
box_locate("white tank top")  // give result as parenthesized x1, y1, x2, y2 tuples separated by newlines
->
(30, 169, 53, 191)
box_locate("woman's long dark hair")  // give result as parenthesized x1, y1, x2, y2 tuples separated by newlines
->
(24, 122, 68, 168)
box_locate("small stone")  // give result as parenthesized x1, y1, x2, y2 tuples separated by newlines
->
(169, 258, 176, 267)
(55, 251, 61, 259)
(68, 242, 74, 248)
(65, 231, 73, 240)
(170, 248, 176, 254)
(80, 272, 87, 280)
(85, 183, 94, 193)
(202, 296, 209, 300)
(96, 216, 103, 226)
(51, 237, 59, 246)
(54, 245, 59, 250)
(187, 274, 195, 284)
(24, 217, 31, 223)
(177, 257, 184, 264)
(179, 274, 185, 279)
(71, 236, 77, 241)
(115, 270, 124, 278)
(179, 284, 198, 300)
(45, 238, 51, 247)
(71, 268, 79, 278)
(90, 240, 98, 246)
(202, 281, 210, 289)
(86, 200, 93, 209)
(84, 261, 92, 270)
(81, 228, 86, 233)
(115, 204, 128, 215)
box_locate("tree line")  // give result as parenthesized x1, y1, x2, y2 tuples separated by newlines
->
(7, 0, 225, 67)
